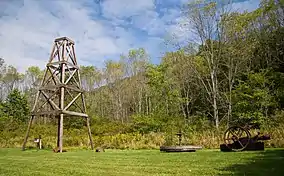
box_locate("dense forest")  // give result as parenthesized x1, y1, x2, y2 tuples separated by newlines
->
(1, 0, 284, 149)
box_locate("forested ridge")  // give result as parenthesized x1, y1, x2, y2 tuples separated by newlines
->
(1, 0, 284, 149)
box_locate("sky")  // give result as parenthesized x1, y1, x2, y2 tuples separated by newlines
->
(0, 0, 260, 73)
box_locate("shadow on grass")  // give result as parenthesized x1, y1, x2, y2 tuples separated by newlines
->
(218, 149, 284, 176)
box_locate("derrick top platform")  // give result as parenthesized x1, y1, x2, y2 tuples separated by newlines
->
(54, 37, 75, 44)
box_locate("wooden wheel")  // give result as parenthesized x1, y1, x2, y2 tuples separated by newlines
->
(224, 126, 251, 151)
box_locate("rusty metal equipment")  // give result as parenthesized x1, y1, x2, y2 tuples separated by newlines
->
(160, 130, 202, 152)
(220, 123, 271, 152)
(22, 37, 94, 152)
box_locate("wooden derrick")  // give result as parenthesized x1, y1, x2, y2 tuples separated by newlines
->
(22, 37, 94, 152)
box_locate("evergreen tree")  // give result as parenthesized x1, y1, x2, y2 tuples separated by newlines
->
(2, 89, 30, 123)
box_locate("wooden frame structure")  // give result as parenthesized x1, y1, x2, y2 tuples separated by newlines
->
(22, 37, 94, 152)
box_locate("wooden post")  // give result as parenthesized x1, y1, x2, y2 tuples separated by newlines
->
(22, 116, 34, 150)
(39, 135, 42, 149)
(57, 115, 60, 148)
(82, 91, 94, 150)
(58, 40, 66, 153)
(59, 114, 64, 152)
(78, 66, 94, 150)
(86, 117, 94, 150)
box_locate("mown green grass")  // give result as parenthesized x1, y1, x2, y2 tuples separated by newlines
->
(0, 148, 283, 176)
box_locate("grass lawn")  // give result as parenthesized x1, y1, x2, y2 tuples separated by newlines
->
(0, 148, 284, 176)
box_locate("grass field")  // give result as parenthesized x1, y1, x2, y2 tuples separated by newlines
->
(0, 148, 284, 176)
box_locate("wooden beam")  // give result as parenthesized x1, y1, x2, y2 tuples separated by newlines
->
(77, 67, 83, 88)
(71, 45, 78, 65)
(34, 91, 58, 112)
(64, 93, 81, 111)
(81, 92, 87, 113)
(71, 73, 81, 89)
(48, 44, 56, 63)
(31, 91, 41, 112)
(65, 67, 77, 84)
(66, 46, 75, 65)
(41, 66, 49, 86)
(39, 92, 55, 110)
(47, 67, 59, 85)
(44, 66, 59, 86)
(81, 91, 94, 150)
(30, 110, 90, 117)
(62, 110, 88, 117)
(31, 67, 48, 112)
(47, 61, 79, 69)
(41, 91, 60, 110)
(68, 45, 75, 64)
(65, 88, 84, 112)
(22, 116, 34, 150)
(40, 84, 83, 93)
(86, 117, 94, 150)
(55, 42, 61, 62)
(39, 86, 56, 92)
(49, 66, 61, 84)
(52, 49, 59, 62)
(47, 64, 57, 70)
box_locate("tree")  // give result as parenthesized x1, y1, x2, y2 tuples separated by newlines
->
(232, 70, 277, 125)
(181, 1, 229, 128)
(24, 66, 43, 109)
(2, 89, 30, 123)
(161, 50, 206, 120)
(219, 11, 254, 126)
(24, 66, 43, 89)
(80, 65, 104, 118)
(120, 48, 149, 115)
(2, 65, 23, 94)
(0, 58, 5, 101)
(103, 60, 124, 121)
(80, 66, 102, 91)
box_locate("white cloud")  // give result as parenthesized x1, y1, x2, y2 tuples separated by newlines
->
(100, 0, 179, 37)
(101, 0, 155, 18)
(0, 0, 151, 72)
(128, 8, 182, 37)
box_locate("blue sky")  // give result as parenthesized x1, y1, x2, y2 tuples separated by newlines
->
(0, 0, 260, 72)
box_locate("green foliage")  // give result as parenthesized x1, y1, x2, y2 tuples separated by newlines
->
(90, 117, 130, 135)
(0, 103, 9, 131)
(130, 111, 191, 134)
(25, 66, 43, 86)
(232, 70, 277, 125)
(131, 114, 159, 133)
(64, 117, 85, 129)
(2, 89, 30, 123)
(146, 63, 182, 115)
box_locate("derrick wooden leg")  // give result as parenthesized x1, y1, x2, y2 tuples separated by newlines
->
(22, 116, 34, 151)
(86, 117, 94, 150)
(58, 114, 64, 153)
(57, 115, 60, 148)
